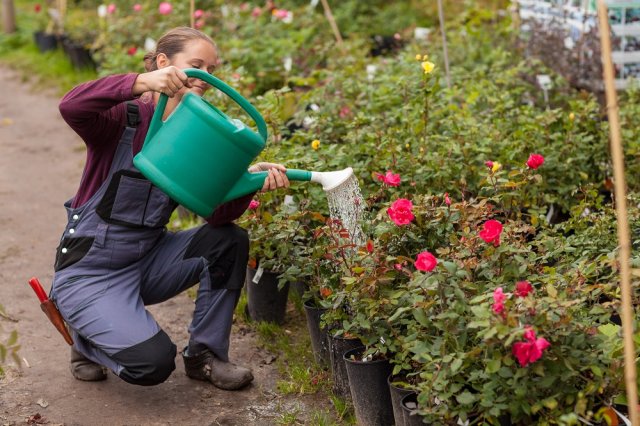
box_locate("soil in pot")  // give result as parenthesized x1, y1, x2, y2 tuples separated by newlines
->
(328, 332, 362, 399)
(343, 346, 394, 426)
(388, 375, 416, 426)
(245, 266, 289, 325)
(303, 299, 330, 369)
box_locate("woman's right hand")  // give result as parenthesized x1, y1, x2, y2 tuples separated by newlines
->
(132, 66, 192, 97)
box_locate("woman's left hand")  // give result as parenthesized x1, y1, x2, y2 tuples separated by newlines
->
(248, 162, 290, 192)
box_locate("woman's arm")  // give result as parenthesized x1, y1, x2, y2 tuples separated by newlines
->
(58, 73, 140, 148)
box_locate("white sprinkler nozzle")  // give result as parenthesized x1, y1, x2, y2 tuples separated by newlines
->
(310, 167, 354, 192)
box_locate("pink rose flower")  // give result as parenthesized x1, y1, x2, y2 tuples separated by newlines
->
(194, 9, 204, 18)
(339, 106, 352, 118)
(526, 153, 545, 169)
(158, 2, 172, 15)
(251, 7, 262, 17)
(248, 200, 260, 210)
(375, 170, 401, 187)
(394, 263, 403, 271)
(195, 19, 204, 29)
(492, 302, 505, 315)
(493, 287, 506, 304)
(273, 8, 289, 19)
(512, 327, 551, 367)
(479, 220, 503, 246)
(387, 198, 414, 226)
(107, 3, 116, 14)
(133, 4, 142, 11)
(485, 160, 494, 168)
(492, 287, 506, 315)
(444, 193, 451, 206)
(515, 281, 533, 298)
(414, 251, 437, 272)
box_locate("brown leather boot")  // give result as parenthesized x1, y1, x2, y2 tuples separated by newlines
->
(182, 349, 253, 390)
(70, 347, 108, 381)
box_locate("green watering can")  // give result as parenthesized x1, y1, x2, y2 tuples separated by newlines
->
(133, 68, 338, 217)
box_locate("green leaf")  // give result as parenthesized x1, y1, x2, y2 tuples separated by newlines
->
(450, 358, 463, 373)
(468, 320, 490, 329)
(486, 359, 501, 374)
(542, 397, 558, 410)
(546, 283, 558, 298)
(456, 391, 476, 405)
(598, 323, 620, 337)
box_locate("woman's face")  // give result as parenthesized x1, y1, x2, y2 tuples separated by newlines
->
(168, 38, 218, 97)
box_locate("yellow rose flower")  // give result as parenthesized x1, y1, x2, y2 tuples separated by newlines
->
(569, 112, 575, 121)
(422, 54, 429, 61)
(415, 54, 422, 60)
(421, 61, 435, 74)
(311, 139, 320, 150)
(491, 162, 501, 173)
(419, 147, 424, 153)
(405, 143, 410, 149)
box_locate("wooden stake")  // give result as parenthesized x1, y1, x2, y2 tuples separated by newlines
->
(190, 0, 194, 28)
(1, 0, 17, 34)
(319, 0, 343, 45)
(437, 0, 451, 89)
(597, 1, 639, 424)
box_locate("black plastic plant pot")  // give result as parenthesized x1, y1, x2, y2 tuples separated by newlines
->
(400, 392, 425, 426)
(62, 38, 96, 70)
(33, 31, 58, 52)
(303, 299, 330, 369)
(328, 333, 362, 399)
(343, 346, 394, 426)
(245, 266, 289, 325)
(388, 374, 416, 426)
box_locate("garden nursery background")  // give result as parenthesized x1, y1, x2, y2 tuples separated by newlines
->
(1, 0, 640, 425)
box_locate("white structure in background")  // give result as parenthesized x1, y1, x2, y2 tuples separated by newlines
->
(517, 0, 640, 88)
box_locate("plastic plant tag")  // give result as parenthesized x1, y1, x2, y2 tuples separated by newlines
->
(283, 195, 297, 213)
(536, 74, 552, 90)
(252, 265, 264, 284)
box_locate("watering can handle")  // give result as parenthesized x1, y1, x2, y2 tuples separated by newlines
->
(146, 68, 268, 145)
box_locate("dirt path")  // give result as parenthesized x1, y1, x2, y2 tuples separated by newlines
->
(0, 67, 325, 426)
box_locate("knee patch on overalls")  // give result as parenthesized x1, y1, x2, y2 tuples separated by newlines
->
(184, 224, 249, 290)
(113, 330, 176, 386)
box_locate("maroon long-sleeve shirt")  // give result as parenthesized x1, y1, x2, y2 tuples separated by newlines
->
(59, 73, 253, 226)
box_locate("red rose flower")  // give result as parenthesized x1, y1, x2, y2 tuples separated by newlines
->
(414, 251, 437, 272)
(479, 220, 503, 246)
(387, 198, 414, 226)
(526, 153, 545, 169)
(366, 240, 374, 253)
(512, 327, 550, 367)
(515, 280, 533, 298)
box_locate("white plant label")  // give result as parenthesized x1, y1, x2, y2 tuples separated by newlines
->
(252, 265, 264, 284)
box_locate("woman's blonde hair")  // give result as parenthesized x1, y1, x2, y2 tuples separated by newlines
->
(143, 27, 216, 72)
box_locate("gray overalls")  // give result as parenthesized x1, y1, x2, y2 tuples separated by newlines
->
(51, 104, 248, 386)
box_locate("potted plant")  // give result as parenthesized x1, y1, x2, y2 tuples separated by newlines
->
(32, 3, 58, 52)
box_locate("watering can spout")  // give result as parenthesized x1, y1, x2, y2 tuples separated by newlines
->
(219, 168, 354, 205)
(221, 169, 314, 204)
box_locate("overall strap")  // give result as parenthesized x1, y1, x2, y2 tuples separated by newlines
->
(126, 101, 141, 128)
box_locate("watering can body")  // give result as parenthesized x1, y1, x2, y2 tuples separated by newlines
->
(133, 69, 270, 217)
